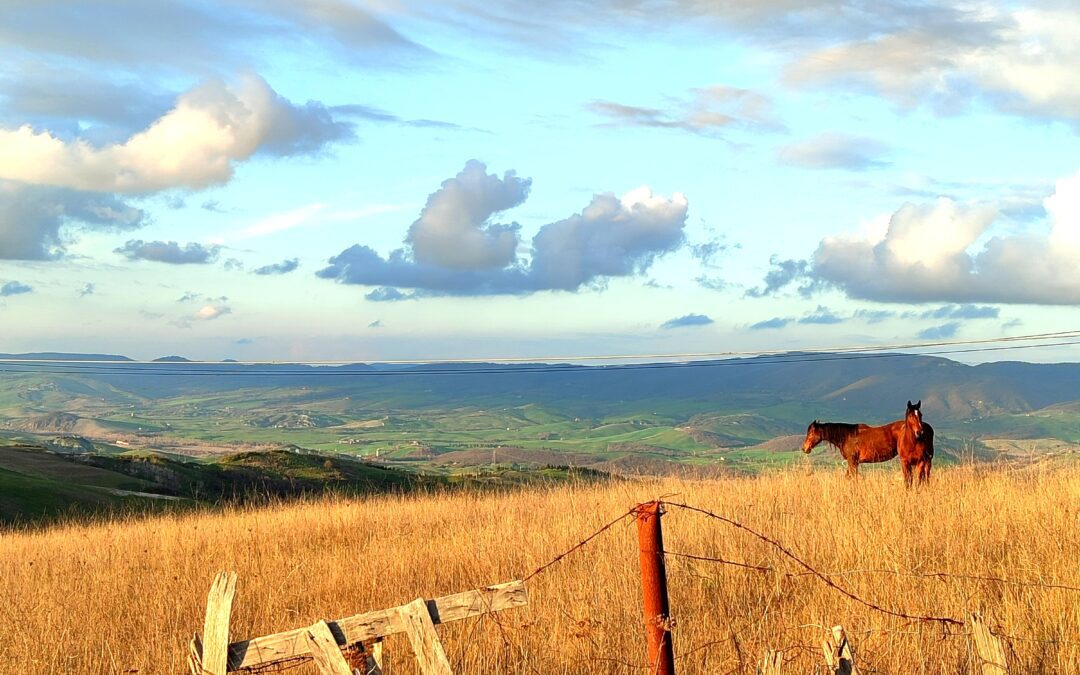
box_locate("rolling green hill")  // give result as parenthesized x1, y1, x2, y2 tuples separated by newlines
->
(0, 351, 1076, 513)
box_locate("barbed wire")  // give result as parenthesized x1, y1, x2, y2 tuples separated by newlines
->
(521, 507, 637, 583)
(660, 500, 966, 627)
(503, 497, 1078, 670)
(665, 551, 1080, 593)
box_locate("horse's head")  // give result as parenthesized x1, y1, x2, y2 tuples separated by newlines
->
(802, 420, 822, 453)
(905, 400, 925, 441)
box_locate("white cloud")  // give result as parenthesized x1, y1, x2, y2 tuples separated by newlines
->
(777, 132, 891, 170)
(0, 181, 145, 260)
(810, 170, 1080, 304)
(0, 74, 351, 193)
(318, 161, 689, 296)
(589, 85, 782, 136)
(407, 159, 530, 269)
(1045, 169, 1080, 250)
(194, 304, 231, 321)
(785, 5, 1080, 124)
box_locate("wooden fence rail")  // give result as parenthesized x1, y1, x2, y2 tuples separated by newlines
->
(188, 574, 528, 675)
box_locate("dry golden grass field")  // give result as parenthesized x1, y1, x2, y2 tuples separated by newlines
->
(2, 464, 1079, 674)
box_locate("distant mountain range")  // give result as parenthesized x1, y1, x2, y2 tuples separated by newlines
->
(1, 351, 1077, 425)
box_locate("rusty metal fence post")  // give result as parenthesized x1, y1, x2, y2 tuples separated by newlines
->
(635, 501, 676, 675)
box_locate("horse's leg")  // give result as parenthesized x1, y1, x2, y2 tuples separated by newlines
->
(847, 457, 859, 479)
(901, 460, 913, 488)
(919, 459, 931, 485)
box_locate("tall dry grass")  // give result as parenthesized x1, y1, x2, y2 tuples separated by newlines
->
(2, 464, 1079, 674)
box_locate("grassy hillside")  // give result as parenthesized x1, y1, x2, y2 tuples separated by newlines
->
(1, 465, 1077, 673)
(0, 354, 1076, 487)
(0, 444, 610, 525)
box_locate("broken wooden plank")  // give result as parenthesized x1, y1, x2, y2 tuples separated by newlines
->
(758, 649, 783, 674)
(397, 597, 453, 675)
(202, 571, 238, 675)
(305, 620, 354, 675)
(371, 639, 384, 672)
(968, 613, 1008, 674)
(188, 633, 204, 675)
(228, 580, 527, 671)
(822, 625, 859, 675)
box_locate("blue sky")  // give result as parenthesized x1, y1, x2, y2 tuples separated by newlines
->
(0, 1, 1077, 362)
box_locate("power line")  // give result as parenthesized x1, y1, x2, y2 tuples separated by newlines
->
(0, 336, 1077, 378)
(0, 329, 1077, 367)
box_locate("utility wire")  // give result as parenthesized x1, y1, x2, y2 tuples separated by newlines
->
(0, 336, 1077, 378)
(0, 329, 1077, 367)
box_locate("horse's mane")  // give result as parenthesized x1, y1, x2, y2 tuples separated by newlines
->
(816, 422, 861, 448)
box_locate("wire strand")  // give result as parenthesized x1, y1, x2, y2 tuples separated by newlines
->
(1, 336, 1077, 377)
(0, 329, 1076, 367)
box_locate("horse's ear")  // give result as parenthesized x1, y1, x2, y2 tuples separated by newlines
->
(916, 399, 921, 408)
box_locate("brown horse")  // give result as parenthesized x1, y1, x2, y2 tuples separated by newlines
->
(898, 400, 934, 487)
(801, 418, 902, 477)
(801, 400, 934, 486)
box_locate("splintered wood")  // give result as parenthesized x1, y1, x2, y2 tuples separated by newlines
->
(305, 620, 355, 675)
(968, 613, 1009, 674)
(822, 625, 859, 675)
(200, 572, 238, 675)
(397, 598, 454, 675)
(189, 573, 527, 674)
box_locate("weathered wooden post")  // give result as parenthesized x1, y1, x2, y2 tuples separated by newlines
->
(759, 649, 784, 674)
(634, 501, 676, 675)
(968, 613, 1008, 674)
(190, 571, 238, 675)
(822, 625, 859, 675)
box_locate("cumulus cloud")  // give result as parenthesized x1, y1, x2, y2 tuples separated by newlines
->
(750, 317, 792, 330)
(755, 169, 1080, 304)
(811, 172, 1080, 303)
(365, 287, 413, 302)
(0, 281, 32, 296)
(0, 74, 352, 193)
(918, 322, 960, 340)
(661, 313, 714, 329)
(194, 304, 231, 321)
(798, 306, 843, 324)
(777, 133, 891, 171)
(253, 258, 300, 275)
(115, 240, 221, 264)
(318, 161, 689, 297)
(745, 257, 820, 298)
(589, 85, 782, 136)
(0, 181, 145, 260)
(408, 160, 529, 269)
